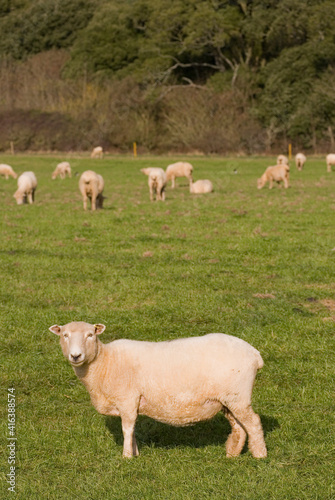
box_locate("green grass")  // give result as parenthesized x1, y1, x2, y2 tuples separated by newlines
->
(1, 154, 335, 499)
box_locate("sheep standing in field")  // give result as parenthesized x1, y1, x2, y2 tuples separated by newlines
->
(90, 146, 104, 159)
(295, 153, 306, 171)
(257, 165, 290, 189)
(326, 154, 335, 173)
(13, 171, 37, 205)
(141, 168, 166, 201)
(277, 155, 289, 166)
(49, 321, 267, 459)
(52, 162, 72, 180)
(79, 170, 104, 211)
(0, 164, 17, 179)
(165, 162, 193, 188)
(190, 179, 213, 194)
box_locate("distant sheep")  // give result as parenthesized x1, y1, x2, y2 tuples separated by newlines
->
(52, 162, 72, 180)
(277, 155, 289, 165)
(49, 321, 267, 459)
(0, 164, 17, 179)
(295, 153, 306, 171)
(79, 170, 104, 211)
(190, 180, 213, 194)
(326, 154, 335, 173)
(165, 162, 193, 188)
(90, 146, 103, 159)
(257, 165, 290, 189)
(13, 171, 37, 205)
(141, 168, 166, 201)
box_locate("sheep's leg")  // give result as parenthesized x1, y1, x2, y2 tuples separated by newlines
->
(327, 164, 331, 173)
(149, 186, 154, 201)
(269, 179, 273, 189)
(171, 176, 175, 188)
(83, 194, 88, 210)
(121, 414, 138, 458)
(27, 191, 33, 204)
(91, 193, 97, 211)
(231, 406, 267, 458)
(284, 177, 289, 188)
(222, 408, 247, 457)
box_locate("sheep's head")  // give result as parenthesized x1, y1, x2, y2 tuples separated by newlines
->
(13, 190, 25, 205)
(49, 321, 106, 367)
(257, 177, 265, 189)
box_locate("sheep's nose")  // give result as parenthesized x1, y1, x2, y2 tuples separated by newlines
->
(71, 353, 82, 362)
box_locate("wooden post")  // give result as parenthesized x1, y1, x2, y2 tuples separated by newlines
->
(288, 143, 292, 160)
(10, 141, 14, 155)
(133, 142, 137, 158)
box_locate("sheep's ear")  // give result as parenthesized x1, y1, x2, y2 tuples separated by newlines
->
(49, 325, 61, 335)
(94, 324, 106, 335)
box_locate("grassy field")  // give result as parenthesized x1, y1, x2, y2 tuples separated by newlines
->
(1, 154, 335, 499)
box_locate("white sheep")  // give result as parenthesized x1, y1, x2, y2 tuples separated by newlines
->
(52, 162, 72, 180)
(0, 164, 17, 179)
(141, 168, 166, 201)
(295, 153, 306, 171)
(165, 162, 193, 188)
(49, 321, 267, 459)
(277, 155, 289, 165)
(90, 146, 104, 159)
(257, 164, 290, 189)
(326, 153, 335, 173)
(190, 179, 213, 194)
(13, 171, 37, 205)
(79, 170, 104, 211)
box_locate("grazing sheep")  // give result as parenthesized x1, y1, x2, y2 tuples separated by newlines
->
(326, 153, 335, 173)
(49, 321, 267, 459)
(277, 155, 289, 165)
(190, 179, 213, 194)
(79, 170, 104, 211)
(52, 162, 72, 180)
(13, 171, 37, 205)
(165, 162, 193, 188)
(90, 146, 104, 159)
(0, 164, 17, 179)
(141, 168, 166, 201)
(295, 153, 306, 171)
(257, 165, 290, 189)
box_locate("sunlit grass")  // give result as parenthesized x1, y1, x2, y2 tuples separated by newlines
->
(1, 154, 335, 499)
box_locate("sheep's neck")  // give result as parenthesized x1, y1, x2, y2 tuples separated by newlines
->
(72, 340, 108, 389)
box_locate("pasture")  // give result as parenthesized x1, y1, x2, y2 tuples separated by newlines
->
(1, 154, 334, 499)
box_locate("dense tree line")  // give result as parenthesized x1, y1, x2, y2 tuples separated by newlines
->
(0, 0, 335, 153)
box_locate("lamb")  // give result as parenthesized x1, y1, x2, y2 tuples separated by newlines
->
(277, 155, 289, 165)
(79, 170, 104, 210)
(165, 162, 193, 188)
(326, 153, 335, 173)
(49, 321, 267, 459)
(141, 168, 166, 201)
(295, 153, 306, 171)
(52, 161, 72, 180)
(13, 171, 37, 205)
(257, 164, 290, 189)
(0, 164, 17, 179)
(90, 146, 104, 159)
(190, 179, 213, 194)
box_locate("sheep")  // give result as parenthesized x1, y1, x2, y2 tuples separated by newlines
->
(165, 162, 193, 188)
(13, 171, 37, 205)
(91, 146, 104, 159)
(257, 165, 290, 189)
(49, 321, 267, 459)
(141, 168, 166, 201)
(190, 179, 213, 194)
(277, 155, 289, 165)
(0, 164, 17, 179)
(52, 161, 72, 180)
(79, 170, 104, 211)
(326, 153, 335, 173)
(295, 153, 306, 171)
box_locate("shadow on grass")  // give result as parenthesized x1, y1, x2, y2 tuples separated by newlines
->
(105, 413, 279, 452)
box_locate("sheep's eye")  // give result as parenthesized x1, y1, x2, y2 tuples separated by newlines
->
(63, 333, 68, 339)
